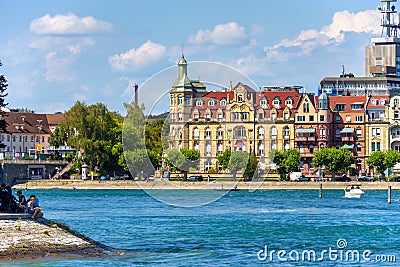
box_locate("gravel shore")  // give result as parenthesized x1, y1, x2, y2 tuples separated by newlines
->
(0, 217, 109, 262)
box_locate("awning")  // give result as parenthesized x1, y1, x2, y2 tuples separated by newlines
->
(342, 144, 354, 149)
(296, 128, 316, 133)
(340, 128, 354, 133)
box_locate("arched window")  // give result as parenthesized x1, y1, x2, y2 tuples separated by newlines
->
(218, 142, 224, 155)
(371, 99, 378, 105)
(273, 98, 280, 105)
(178, 95, 183, 105)
(205, 127, 211, 138)
(271, 127, 277, 137)
(258, 142, 264, 156)
(220, 99, 226, 106)
(395, 98, 400, 106)
(283, 126, 290, 137)
(205, 142, 212, 156)
(194, 142, 199, 150)
(285, 98, 293, 105)
(258, 127, 264, 138)
(208, 99, 216, 106)
(303, 103, 309, 113)
(196, 99, 203, 106)
(193, 127, 199, 138)
(217, 128, 224, 139)
(260, 98, 267, 107)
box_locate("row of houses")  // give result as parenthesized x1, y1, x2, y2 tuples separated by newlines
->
(0, 109, 72, 160)
(168, 55, 400, 176)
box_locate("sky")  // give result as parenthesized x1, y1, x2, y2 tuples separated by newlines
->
(0, 0, 387, 115)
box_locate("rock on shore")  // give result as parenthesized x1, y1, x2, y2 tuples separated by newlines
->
(0, 218, 108, 261)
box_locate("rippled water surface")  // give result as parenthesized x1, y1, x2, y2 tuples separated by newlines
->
(4, 189, 400, 266)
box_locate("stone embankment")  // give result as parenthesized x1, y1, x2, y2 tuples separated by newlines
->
(0, 217, 111, 261)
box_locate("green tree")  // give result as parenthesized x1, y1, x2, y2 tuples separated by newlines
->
(229, 151, 249, 180)
(243, 154, 258, 180)
(217, 149, 231, 170)
(367, 149, 400, 178)
(270, 149, 300, 180)
(166, 148, 200, 180)
(0, 61, 8, 149)
(313, 148, 355, 181)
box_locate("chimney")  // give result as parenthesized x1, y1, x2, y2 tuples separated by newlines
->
(134, 83, 139, 105)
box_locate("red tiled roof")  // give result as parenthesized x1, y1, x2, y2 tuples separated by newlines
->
(366, 95, 388, 108)
(328, 96, 366, 112)
(46, 114, 65, 125)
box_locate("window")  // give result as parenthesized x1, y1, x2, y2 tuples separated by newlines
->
(205, 128, 211, 138)
(320, 115, 325, 122)
(309, 115, 314, 122)
(242, 112, 248, 121)
(271, 127, 277, 137)
(205, 142, 212, 156)
(297, 115, 305, 122)
(336, 129, 341, 138)
(395, 111, 399, 119)
(185, 96, 190, 105)
(395, 98, 400, 106)
(258, 127, 264, 138)
(194, 113, 199, 121)
(370, 112, 375, 119)
(271, 113, 277, 121)
(273, 98, 280, 105)
(372, 142, 381, 152)
(380, 99, 386, 105)
(284, 140, 290, 151)
(371, 99, 378, 105)
(285, 98, 293, 106)
(233, 112, 240, 121)
(351, 103, 363, 110)
(260, 98, 267, 107)
(208, 99, 216, 106)
(309, 145, 314, 154)
(284, 112, 289, 120)
(303, 103, 309, 113)
(299, 144, 304, 153)
(178, 112, 183, 121)
(238, 94, 243, 102)
(355, 116, 363, 122)
(218, 142, 223, 155)
(356, 144, 362, 153)
(218, 128, 224, 139)
(258, 113, 263, 121)
(346, 115, 351, 122)
(336, 115, 341, 122)
(234, 127, 246, 138)
(193, 128, 199, 138)
(194, 142, 199, 151)
(320, 143, 325, 149)
(372, 128, 381, 136)
(206, 113, 211, 121)
(319, 128, 326, 137)
(178, 95, 183, 105)
(196, 99, 203, 106)
(335, 104, 346, 111)
(218, 113, 223, 122)
(356, 129, 362, 138)
(220, 99, 226, 106)
(258, 142, 264, 156)
(283, 127, 290, 137)
(271, 140, 277, 150)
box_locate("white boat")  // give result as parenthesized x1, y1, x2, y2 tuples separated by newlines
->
(344, 184, 364, 198)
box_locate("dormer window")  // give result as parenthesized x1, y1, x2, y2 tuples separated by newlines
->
(208, 99, 216, 106)
(220, 99, 226, 106)
(260, 98, 267, 107)
(285, 98, 293, 106)
(196, 99, 203, 106)
(394, 98, 399, 106)
(273, 98, 280, 105)
(371, 99, 378, 105)
(380, 99, 386, 105)
(238, 94, 243, 102)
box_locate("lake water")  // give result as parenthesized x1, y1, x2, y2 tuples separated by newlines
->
(3, 189, 400, 266)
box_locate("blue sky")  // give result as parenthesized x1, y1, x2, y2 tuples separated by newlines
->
(0, 0, 385, 114)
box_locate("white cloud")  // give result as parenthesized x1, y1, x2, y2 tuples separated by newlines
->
(44, 52, 77, 82)
(108, 40, 166, 72)
(264, 10, 380, 61)
(189, 22, 247, 46)
(30, 13, 113, 35)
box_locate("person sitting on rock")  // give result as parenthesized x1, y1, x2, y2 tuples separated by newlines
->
(27, 195, 41, 219)
(0, 183, 12, 212)
(16, 190, 27, 212)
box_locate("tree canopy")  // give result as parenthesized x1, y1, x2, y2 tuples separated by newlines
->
(0, 61, 8, 149)
(312, 148, 355, 180)
(367, 149, 400, 176)
(217, 150, 249, 180)
(270, 149, 300, 180)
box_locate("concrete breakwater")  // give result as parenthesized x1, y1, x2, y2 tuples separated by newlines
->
(0, 216, 114, 262)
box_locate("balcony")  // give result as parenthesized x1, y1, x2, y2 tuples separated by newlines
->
(295, 136, 307, 141)
(341, 136, 354, 142)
